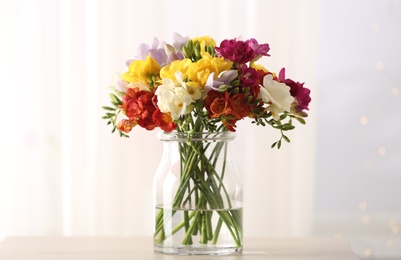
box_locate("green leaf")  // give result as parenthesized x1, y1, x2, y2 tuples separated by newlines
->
(109, 93, 121, 104)
(294, 116, 306, 124)
(282, 135, 290, 143)
(279, 113, 288, 120)
(102, 106, 115, 111)
(271, 142, 277, 148)
(282, 123, 295, 131)
(105, 113, 115, 117)
(115, 90, 126, 97)
(277, 140, 282, 149)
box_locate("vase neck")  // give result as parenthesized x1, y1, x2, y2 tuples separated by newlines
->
(157, 131, 236, 143)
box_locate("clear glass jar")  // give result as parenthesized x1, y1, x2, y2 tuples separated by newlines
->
(153, 131, 243, 255)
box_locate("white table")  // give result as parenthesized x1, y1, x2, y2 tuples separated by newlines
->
(0, 237, 359, 259)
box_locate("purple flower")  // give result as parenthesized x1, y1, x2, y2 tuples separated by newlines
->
(246, 38, 270, 59)
(216, 38, 255, 64)
(205, 70, 238, 92)
(172, 33, 190, 52)
(126, 38, 167, 66)
(240, 64, 260, 87)
(279, 68, 311, 112)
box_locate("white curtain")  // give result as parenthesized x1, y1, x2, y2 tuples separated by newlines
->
(0, 0, 317, 239)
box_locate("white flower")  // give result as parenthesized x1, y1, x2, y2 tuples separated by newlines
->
(258, 74, 294, 120)
(109, 73, 128, 92)
(174, 72, 201, 102)
(156, 72, 194, 120)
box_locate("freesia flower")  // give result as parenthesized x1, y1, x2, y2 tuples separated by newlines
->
(126, 37, 168, 67)
(172, 33, 190, 51)
(104, 34, 310, 143)
(152, 109, 176, 132)
(122, 55, 161, 87)
(278, 68, 311, 113)
(156, 72, 194, 120)
(258, 74, 294, 120)
(240, 65, 261, 87)
(205, 70, 238, 92)
(160, 58, 192, 81)
(117, 119, 137, 133)
(120, 88, 157, 130)
(247, 38, 270, 61)
(216, 38, 255, 65)
(112, 73, 129, 92)
(192, 36, 216, 47)
(165, 46, 186, 65)
(187, 54, 232, 86)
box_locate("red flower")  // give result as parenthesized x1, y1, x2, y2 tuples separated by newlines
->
(231, 93, 250, 118)
(205, 91, 231, 118)
(153, 109, 176, 132)
(119, 87, 176, 132)
(205, 90, 251, 132)
(138, 108, 157, 130)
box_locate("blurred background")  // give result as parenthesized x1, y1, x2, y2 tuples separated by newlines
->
(0, 0, 400, 259)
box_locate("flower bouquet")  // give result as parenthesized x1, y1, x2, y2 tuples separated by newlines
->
(102, 34, 311, 255)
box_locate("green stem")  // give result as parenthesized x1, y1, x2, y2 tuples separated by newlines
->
(206, 211, 213, 240)
(182, 211, 201, 245)
(155, 126, 242, 249)
(211, 218, 223, 244)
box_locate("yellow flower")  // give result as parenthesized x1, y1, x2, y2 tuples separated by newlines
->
(160, 58, 192, 81)
(250, 62, 277, 78)
(250, 62, 269, 72)
(121, 55, 161, 86)
(191, 36, 216, 47)
(191, 36, 217, 58)
(205, 54, 233, 73)
(187, 54, 233, 86)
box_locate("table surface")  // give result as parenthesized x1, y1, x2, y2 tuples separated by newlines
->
(0, 237, 359, 260)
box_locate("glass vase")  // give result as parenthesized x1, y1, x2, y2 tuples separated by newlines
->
(153, 131, 243, 255)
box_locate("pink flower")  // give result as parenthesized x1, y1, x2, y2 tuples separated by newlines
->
(247, 38, 270, 59)
(216, 38, 271, 65)
(216, 38, 255, 64)
(240, 65, 261, 87)
(279, 68, 311, 112)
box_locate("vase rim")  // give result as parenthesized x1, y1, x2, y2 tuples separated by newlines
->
(157, 131, 236, 142)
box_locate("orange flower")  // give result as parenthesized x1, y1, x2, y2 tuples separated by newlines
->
(153, 109, 176, 132)
(231, 93, 250, 118)
(118, 119, 137, 133)
(205, 91, 231, 118)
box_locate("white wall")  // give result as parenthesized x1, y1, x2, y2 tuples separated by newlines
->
(0, 0, 317, 240)
(315, 0, 401, 258)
